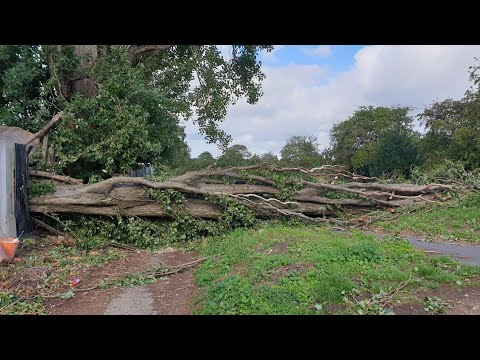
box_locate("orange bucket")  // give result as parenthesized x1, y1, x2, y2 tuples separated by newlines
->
(0, 238, 19, 262)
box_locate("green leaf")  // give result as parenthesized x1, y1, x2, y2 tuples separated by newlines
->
(60, 290, 75, 299)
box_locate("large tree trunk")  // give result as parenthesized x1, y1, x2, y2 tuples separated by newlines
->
(28, 165, 452, 223)
(47, 45, 99, 101)
(71, 45, 98, 98)
(28, 182, 332, 218)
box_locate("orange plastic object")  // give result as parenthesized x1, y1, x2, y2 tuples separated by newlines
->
(0, 238, 19, 262)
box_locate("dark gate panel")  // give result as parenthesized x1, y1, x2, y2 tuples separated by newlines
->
(14, 143, 32, 236)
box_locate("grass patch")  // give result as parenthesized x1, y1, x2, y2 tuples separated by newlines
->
(377, 195, 480, 242)
(28, 180, 56, 198)
(193, 224, 480, 315)
(0, 292, 45, 315)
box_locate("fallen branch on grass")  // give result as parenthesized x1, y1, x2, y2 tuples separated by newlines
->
(35, 256, 210, 301)
(153, 256, 210, 276)
(108, 242, 141, 251)
(32, 218, 68, 237)
(345, 276, 413, 314)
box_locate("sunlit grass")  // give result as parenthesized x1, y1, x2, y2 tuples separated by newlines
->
(193, 224, 480, 314)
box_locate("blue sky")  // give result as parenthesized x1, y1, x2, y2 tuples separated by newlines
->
(184, 45, 480, 158)
(260, 45, 364, 71)
(256, 45, 366, 88)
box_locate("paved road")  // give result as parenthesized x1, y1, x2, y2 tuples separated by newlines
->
(103, 250, 198, 315)
(374, 233, 480, 266)
(104, 286, 157, 315)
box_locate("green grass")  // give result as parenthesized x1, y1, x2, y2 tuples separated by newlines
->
(378, 196, 480, 242)
(193, 224, 480, 315)
(28, 180, 56, 198)
(0, 292, 45, 315)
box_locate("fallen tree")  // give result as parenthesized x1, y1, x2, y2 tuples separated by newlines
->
(29, 164, 453, 225)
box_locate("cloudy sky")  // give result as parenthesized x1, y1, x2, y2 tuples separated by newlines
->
(184, 45, 480, 158)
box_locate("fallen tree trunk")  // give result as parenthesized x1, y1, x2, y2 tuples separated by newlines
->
(29, 184, 332, 217)
(28, 165, 452, 222)
(30, 199, 223, 218)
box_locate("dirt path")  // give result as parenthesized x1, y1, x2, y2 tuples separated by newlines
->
(46, 248, 200, 315)
(393, 285, 480, 315)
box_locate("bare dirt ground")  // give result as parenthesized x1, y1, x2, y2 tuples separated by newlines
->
(46, 248, 200, 315)
(392, 285, 480, 315)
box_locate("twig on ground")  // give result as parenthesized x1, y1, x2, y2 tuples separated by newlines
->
(32, 218, 67, 237)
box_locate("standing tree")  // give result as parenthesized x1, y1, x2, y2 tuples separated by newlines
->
(0, 45, 273, 178)
(328, 106, 418, 176)
(0, 46, 51, 132)
(258, 151, 279, 164)
(188, 151, 216, 170)
(368, 129, 420, 178)
(280, 136, 324, 168)
(419, 62, 480, 170)
(217, 144, 252, 167)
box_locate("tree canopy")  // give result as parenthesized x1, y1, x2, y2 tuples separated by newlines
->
(258, 151, 279, 164)
(280, 136, 324, 168)
(2, 46, 479, 179)
(328, 106, 419, 176)
(217, 144, 252, 167)
(0, 46, 51, 132)
(0, 45, 273, 178)
(419, 63, 480, 170)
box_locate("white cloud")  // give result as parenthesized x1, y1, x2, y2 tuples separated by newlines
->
(217, 45, 233, 61)
(303, 45, 333, 58)
(186, 45, 480, 158)
(260, 45, 285, 64)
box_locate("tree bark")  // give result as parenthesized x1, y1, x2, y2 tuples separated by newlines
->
(127, 45, 173, 63)
(28, 166, 452, 222)
(25, 112, 64, 145)
(28, 183, 331, 218)
(71, 45, 98, 98)
(29, 170, 83, 185)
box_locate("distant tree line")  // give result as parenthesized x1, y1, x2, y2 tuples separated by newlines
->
(181, 135, 325, 173)
(181, 60, 480, 178)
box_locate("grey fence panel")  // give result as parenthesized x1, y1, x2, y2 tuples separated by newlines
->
(0, 142, 16, 238)
(127, 164, 154, 178)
